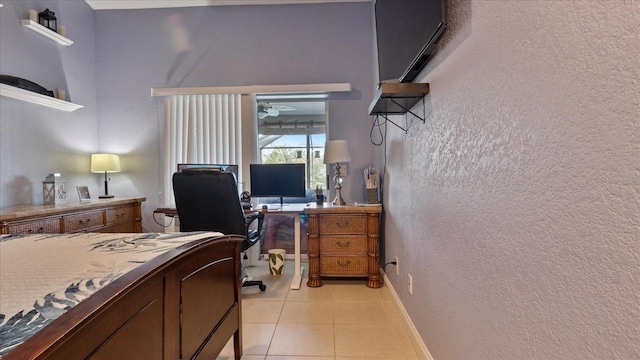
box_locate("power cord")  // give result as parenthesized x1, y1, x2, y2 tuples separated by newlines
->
(370, 114, 386, 146)
(152, 212, 174, 228)
(382, 260, 397, 268)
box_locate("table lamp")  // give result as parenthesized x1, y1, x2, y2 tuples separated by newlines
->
(90, 153, 121, 199)
(323, 140, 351, 205)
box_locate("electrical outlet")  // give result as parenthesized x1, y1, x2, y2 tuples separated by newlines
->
(408, 273, 413, 295)
(341, 164, 348, 176)
(395, 256, 399, 276)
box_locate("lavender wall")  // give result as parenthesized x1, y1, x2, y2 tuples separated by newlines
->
(92, 3, 375, 231)
(379, 0, 640, 358)
(0, 1, 375, 223)
(0, 0, 98, 207)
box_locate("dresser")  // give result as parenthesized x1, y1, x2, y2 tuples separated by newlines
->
(0, 197, 145, 234)
(305, 204, 382, 288)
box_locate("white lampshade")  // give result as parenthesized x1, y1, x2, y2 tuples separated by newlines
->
(323, 140, 351, 164)
(90, 154, 121, 173)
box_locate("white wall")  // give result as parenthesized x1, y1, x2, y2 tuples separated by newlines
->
(380, 0, 640, 358)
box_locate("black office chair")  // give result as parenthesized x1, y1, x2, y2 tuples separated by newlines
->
(172, 168, 266, 291)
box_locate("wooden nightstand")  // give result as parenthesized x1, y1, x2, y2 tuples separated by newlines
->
(305, 203, 382, 288)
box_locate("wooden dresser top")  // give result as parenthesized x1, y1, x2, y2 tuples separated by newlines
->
(0, 197, 146, 222)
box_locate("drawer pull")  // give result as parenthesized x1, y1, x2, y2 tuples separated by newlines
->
(337, 260, 351, 267)
(116, 212, 125, 219)
(336, 240, 351, 247)
(79, 219, 92, 225)
(336, 222, 350, 229)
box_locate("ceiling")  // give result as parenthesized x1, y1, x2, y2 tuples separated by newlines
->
(84, 0, 369, 10)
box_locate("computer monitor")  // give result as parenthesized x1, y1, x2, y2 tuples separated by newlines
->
(249, 163, 306, 206)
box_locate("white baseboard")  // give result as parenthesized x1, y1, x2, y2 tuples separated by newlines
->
(381, 269, 434, 360)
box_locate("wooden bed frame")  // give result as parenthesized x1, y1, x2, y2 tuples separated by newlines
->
(4, 234, 245, 360)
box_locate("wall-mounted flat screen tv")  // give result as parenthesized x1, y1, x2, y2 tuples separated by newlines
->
(249, 163, 306, 206)
(375, 0, 447, 83)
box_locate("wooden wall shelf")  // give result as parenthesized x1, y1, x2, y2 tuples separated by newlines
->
(21, 19, 73, 46)
(368, 83, 429, 133)
(0, 83, 83, 112)
(368, 83, 429, 115)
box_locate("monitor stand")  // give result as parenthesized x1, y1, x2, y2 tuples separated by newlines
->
(279, 196, 284, 208)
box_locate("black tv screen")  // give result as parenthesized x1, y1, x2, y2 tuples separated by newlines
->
(250, 163, 306, 203)
(375, 0, 447, 83)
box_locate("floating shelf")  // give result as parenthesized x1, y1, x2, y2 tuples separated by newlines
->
(368, 83, 430, 133)
(21, 19, 73, 46)
(368, 83, 429, 115)
(0, 84, 83, 112)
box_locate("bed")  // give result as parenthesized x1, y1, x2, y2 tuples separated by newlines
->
(0, 232, 245, 359)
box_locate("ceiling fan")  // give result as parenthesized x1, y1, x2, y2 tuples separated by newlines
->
(257, 102, 296, 119)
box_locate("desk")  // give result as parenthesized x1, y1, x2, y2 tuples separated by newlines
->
(154, 204, 307, 290)
(257, 204, 307, 290)
(155, 203, 382, 289)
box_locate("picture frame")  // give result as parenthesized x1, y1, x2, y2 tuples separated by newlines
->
(76, 186, 91, 201)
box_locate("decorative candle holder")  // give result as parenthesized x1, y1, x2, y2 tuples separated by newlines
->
(42, 173, 66, 204)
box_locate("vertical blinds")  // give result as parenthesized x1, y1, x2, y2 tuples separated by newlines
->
(163, 94, 242, 206)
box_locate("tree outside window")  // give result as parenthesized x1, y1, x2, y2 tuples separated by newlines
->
(257, 99, 327, 191)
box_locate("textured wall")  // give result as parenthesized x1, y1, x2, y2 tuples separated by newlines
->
(380, 1, 639, 359)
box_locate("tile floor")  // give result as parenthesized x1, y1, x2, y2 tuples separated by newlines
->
(217, 259, 420, 360)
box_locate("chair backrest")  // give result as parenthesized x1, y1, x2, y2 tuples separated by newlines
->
(172, 168, 247, 236)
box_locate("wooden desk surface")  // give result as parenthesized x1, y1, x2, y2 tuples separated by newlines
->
(154, 203, 382, 217)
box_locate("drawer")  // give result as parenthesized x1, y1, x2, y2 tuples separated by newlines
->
(319, 215, 366, 234)
(105, 206, 135, 225)
(99, 222, 135, 233)
(7, 217, 61, 234)
(320, 255, 368, 276)
(64, 210, 104, 232)
(319, 235, 366, 254)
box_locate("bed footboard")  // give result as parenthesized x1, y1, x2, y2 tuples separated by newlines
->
(4, 235, 244, 360)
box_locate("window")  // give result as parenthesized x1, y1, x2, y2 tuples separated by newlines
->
(256, 97, 327, 190)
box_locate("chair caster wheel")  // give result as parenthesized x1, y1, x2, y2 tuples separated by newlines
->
(259, 284, 267, 291)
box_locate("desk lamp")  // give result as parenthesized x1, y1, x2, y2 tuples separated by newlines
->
(323, 140, 351, 205)
(90, 153, 121, 199)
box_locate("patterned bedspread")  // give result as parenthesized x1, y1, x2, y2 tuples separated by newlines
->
(0, 231, 223, 356)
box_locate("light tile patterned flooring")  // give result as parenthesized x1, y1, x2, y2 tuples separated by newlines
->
(217, 259, 419, 360)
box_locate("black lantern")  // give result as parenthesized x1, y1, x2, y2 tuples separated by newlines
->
(38, 9, 57, 32)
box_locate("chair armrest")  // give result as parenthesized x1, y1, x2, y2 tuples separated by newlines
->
(246, 212, 265, 233)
